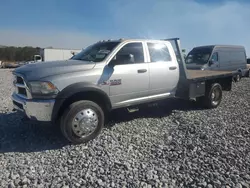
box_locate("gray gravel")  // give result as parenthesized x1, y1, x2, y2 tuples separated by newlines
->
(0, 69, 250, 188)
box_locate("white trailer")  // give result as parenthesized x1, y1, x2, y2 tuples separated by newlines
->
(34, 48, 82, 62)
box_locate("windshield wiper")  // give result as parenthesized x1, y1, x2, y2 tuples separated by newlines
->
(77, 57, 94, 62)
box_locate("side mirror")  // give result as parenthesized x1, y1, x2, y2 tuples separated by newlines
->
(209, 59, 214, 66)
(109, 54, 135, 66)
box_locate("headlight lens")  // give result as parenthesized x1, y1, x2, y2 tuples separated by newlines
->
(29, 81, 59, 95)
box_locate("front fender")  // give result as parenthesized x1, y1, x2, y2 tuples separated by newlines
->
(51, 82, 110, 122)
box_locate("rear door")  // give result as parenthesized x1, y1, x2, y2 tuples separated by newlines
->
(107, 42, 150, 107)
(146, 42, 179, 97)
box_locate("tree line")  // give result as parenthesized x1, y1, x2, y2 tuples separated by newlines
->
(0, 46, 41, 62)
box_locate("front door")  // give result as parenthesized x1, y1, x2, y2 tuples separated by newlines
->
(146, 42, 179, 97)
(107, 42, 149, 107)
(209, 52, 220, 70)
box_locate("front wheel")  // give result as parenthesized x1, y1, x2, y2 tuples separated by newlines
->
(60, 100, 105, 144)
(196, 83, 222, 109)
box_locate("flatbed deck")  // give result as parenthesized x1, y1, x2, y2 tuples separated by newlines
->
(187, 70, 234, 80)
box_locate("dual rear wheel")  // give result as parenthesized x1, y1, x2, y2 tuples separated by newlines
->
(196, 83, 223, 109)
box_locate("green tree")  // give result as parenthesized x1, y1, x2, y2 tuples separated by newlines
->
(0, 46, 41, 62)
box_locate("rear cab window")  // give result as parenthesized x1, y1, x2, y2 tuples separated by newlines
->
(147, 42, 172, 62)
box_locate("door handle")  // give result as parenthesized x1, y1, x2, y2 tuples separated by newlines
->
(169, 66, 177, 70)
(137, 69, 147, 73)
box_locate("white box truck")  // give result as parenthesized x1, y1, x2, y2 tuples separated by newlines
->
(33, 48, 82, 62)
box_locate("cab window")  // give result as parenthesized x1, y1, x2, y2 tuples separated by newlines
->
(111, 42, 145, 65)
(211, 52, 218, 61)
(147, 42, 172, 62)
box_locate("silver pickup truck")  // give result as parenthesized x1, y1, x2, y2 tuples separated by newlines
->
(11, 38, 238, 144)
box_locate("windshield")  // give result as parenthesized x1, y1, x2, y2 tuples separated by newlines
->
(185, 47, 212, 65)
(247, 58, 250, 64)
(71, 41, 120, 62)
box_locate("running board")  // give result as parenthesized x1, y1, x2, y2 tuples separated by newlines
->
(127, 102, 159, 113)
(127, 107, 139, 113)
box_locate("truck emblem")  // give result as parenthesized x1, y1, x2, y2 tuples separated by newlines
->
(110, 79, 121, 86)
(100, 81, 109, 85)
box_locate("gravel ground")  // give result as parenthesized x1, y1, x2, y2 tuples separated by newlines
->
(0, 69, 250, 188)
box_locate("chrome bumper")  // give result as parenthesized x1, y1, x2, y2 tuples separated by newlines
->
(11, 93, 55, 122)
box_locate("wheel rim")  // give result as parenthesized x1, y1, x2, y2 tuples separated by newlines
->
(71, 108, 99, 138)
(236, 75, 240, 81)
(211, 87, 221, 105)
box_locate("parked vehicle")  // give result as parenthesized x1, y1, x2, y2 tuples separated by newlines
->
(32, 48, 82, 63)
(185, 45, 248, 82)
(247, 58, 250, 77)
(0, 61, 19, 68)
(11, 38, 239, 144)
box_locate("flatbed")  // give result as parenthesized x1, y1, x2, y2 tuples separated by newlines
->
(161, 38, 238, 101)
(187, 70, 236, 80)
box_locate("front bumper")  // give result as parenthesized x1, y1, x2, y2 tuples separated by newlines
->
(11, 93, 55, 122)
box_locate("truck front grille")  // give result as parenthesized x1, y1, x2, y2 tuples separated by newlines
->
(18, 87, 27, 96)
(13, 100, 23, 110)
(13, 74, 31, 99)
(16, 76, 25, 85)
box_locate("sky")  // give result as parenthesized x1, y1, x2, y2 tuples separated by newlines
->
(0, 0, 250, 55)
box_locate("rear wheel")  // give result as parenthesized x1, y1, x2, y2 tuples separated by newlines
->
(196, 83, 222, 109)
(60, 100, 105, 144)
(234, 74, 241, 82)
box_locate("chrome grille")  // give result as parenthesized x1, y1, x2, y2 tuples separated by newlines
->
(13, 74, 31, 99)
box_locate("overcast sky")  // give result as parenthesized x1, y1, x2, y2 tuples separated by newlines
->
(0, 0, 250, 56)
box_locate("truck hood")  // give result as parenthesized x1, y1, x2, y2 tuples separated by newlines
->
(14, 60, 96, 81)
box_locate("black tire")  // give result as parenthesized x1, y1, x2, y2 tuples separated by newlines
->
(196, 83, 222, 109)
(60, 100, 105, 144)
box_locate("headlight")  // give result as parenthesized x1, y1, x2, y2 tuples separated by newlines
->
(29, 81, 59, 95)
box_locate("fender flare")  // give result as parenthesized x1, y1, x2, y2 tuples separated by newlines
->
(51, 82, 111, 122)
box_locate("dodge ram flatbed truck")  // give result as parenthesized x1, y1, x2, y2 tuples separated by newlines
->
(11, 38, 238, 144)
